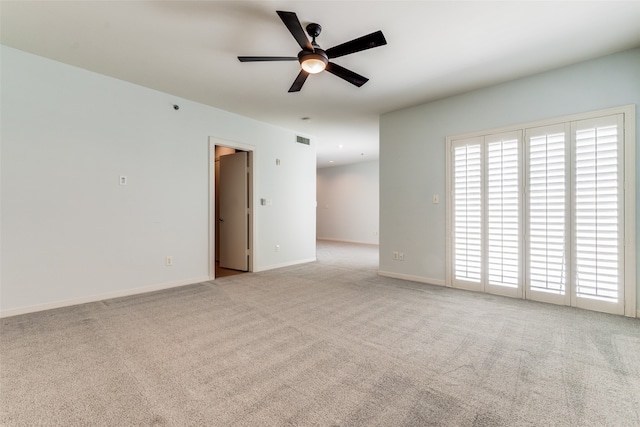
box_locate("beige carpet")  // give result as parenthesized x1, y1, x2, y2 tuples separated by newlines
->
(1, 240, 639, 426)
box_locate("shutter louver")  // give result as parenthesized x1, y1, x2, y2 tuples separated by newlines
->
(574, 122, 621, 302)
(528, 131, 566, 294)
(454, 143, 482, 282)
(487, 138, 519, 288)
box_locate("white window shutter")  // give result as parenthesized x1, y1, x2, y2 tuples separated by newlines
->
(527, 125, 568, 297)
(447, 109, 630, 316)
(573, 116, 623, 305)
(453, 139, 482, 284)
(486, 135, 520, 288)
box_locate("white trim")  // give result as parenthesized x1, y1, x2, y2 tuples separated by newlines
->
(252, 258, 317, 272)
(0, 277, 210, 318)
(445, 137, 453, 288)
(317, 237, 380, 246)
(622, 105, 636, 318)
(208, 137, 256, 280)
(378, 271, 446, 287)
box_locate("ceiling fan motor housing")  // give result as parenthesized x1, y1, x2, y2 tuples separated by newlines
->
(298, 49, 328, 71)
(306, 23, 322, 39)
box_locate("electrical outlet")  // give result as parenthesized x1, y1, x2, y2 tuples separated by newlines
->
(432, 194, 439, 204)
(393, 251, 399, 260)
(165, 256, 173, 266)
(275, 245, 280, 252)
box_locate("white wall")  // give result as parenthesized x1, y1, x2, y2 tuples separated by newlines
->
(379, 48, 640, 305)
(317, 160, 379, 245)
(0, 46, 316, 316)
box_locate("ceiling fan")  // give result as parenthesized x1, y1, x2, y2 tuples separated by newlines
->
(238, 11, 387, 92)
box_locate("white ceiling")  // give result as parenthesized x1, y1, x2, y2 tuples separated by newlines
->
(2, 1, 640, 167)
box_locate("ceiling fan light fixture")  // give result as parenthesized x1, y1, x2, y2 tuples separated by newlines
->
(299, 50, 328, 74)
(239, 11, 386, 92)
(301, 57, 326, 74)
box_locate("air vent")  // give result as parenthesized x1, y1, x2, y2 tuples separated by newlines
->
(296, 135, 310, 145)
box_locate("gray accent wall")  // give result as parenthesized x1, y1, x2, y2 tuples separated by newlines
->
(379, 48, 640, 305)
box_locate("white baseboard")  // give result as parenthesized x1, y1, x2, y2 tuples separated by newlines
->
(252, 257, 317, 272)
(317, 237, 379, 246)
(0, 276, 211, 318)
(377, 270, 445, 287)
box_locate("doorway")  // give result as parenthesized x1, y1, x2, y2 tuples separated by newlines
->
(209, 137, 255, 279)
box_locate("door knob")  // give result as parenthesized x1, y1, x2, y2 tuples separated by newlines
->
(219, 217, 224, 222)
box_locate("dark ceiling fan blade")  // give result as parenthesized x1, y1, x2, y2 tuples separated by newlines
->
(288, 70, 310, 92)
(325, 30, 387, 59)
(238, 56, 298, 62)
(276, 10, 313, 51)
(325, 62, 369, 87)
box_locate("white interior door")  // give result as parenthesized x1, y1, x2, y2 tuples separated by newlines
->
(219, 151, 248, 271)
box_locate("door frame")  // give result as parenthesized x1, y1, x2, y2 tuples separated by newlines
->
(209, 137, 255, 279)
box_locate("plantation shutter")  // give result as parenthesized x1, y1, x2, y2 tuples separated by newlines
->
(526, 124, 569, 304)
(486, 133, 520, 290)
(452, 138, 482, 286)
(448, 108, 629, 315)
(573, 115, 624, 310)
